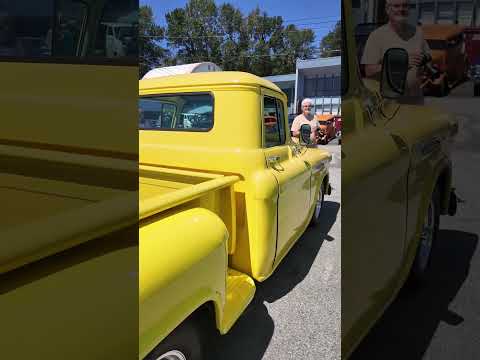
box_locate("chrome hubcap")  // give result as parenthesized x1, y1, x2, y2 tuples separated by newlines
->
(418, 201, 435, 271)
(314, 189, 323, 219)
(157, 350, 187, 360)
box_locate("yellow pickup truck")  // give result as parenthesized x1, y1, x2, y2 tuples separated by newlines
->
(343, 1, 458, 358)
(139, 72, 332, 359)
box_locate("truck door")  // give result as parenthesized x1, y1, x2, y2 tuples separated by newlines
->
(261, 92, 311, 262)
(342, 93, 410, 345)
(342, 0, 410, 348)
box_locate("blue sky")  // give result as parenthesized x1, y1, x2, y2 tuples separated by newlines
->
(140, 0, 340, 43)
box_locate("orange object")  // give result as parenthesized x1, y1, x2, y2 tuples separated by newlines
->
(422, 24, 469, 95)
(315, 114, 336, 144)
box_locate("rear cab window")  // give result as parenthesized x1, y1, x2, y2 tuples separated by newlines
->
(139, 93, 214, 131)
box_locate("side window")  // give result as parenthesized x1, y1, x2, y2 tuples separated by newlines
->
(0, 0, 137, 64)
(139, 94, 214, 131)
(0, 1, 54, 58)
(276, 98, 286, 144)
(89, 0, 138, 61)
(263, 96, 286, 148)
(139, 99, 177, 129)
(54, 0, 88, 57)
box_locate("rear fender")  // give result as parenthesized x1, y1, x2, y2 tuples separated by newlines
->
(139, 208, 228, 359)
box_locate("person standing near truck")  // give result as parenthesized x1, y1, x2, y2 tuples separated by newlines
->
(291, 98, 320, 143)
(361, 0, 431, 104)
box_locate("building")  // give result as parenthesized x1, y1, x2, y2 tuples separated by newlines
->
(263, 56, 341, 119)
(262, 73, 296, 115)
(353, 0, 480, 26)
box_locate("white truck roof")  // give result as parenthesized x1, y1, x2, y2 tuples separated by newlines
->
(142, 62, 222, 80)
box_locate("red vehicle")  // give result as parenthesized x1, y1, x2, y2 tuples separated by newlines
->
(333, 115, 342, 144)
(465, 27, 480, 96)
(315, 114, 336, 145)
(333, 115, 342, 136)
(465, 27, 480, 67)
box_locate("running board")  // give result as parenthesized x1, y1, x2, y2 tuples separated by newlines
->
(219, 268, 256, 334)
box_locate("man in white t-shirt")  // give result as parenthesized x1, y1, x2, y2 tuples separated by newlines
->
(291, 98, 320, 143)
(361, 0, 431, 104)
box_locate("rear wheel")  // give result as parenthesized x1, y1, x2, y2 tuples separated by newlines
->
(474, 83, 480, 97)
(145, 315, 210, 360)
(408, 189, 440, 285)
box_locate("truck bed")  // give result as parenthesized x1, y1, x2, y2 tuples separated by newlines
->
(1, 173, 126, 229)
(0, 145, 137, 274)
(139, 165, 239, 254)
(139, 165, 239, 220)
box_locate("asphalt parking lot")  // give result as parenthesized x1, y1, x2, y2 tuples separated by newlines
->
(351, 80, 480, 360)
(216, 144, 341, 360)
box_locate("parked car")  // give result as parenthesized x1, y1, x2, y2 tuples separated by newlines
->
(139, 71, 332, 360)
(422, 24, 469, 96)
(343, 1, 458, 358)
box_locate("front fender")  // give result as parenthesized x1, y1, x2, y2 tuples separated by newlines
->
(139, 208, 228, 359)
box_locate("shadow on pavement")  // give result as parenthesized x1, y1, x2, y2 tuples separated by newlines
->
(351, 229, 478, 360)
(216, 200, 340, 360)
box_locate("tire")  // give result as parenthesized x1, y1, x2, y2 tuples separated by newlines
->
(408, 188, 440, 286)
(474, 83, 480, 97)
(310, 185, 325, 227)
(144, 315, 210, 360)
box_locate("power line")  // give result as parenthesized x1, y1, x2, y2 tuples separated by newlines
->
(282, 15, 340, 22)
(140, 49, 341, 60)
(142, 27, 332, 40)
(283, 20, 339, 26)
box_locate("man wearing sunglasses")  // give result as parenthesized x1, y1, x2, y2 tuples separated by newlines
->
(361, 0, 431, 104)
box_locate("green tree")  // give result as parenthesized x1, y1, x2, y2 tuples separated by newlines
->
(218, 3, 245, 71)
(166, 0, 222, 64)
(163, 0, 317, 76)
(271, 24, 315, 74)
(139, 5, 169, 78)
(319, 20, 341, 57)
(239, 8, 285, 76)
